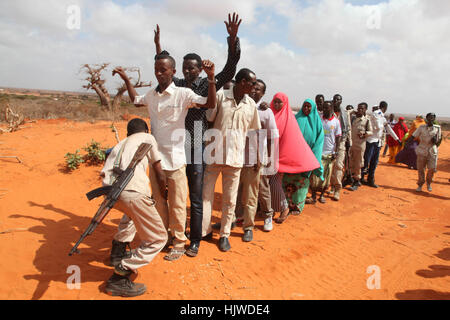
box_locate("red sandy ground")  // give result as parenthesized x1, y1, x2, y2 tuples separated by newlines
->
(0, 119, 449, 300)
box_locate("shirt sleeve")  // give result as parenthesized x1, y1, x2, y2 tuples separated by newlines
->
(249, 105, 262, 131)
(266, 110, 279, 139)
(134, 94, 148, 106)
(185, 88, 207, 108)
(215, 37, 241, 91)
(412, 125, 422, 138)
(101, 142, 123, 185)
(365, 118, 374, 137)
(385, 121, 399, 140)
(335, 119, 342, 137)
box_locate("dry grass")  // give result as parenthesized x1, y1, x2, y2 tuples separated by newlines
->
(0, 93, 148, 123)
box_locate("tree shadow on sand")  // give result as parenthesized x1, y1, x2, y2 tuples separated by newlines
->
(10, 201, 117, 300)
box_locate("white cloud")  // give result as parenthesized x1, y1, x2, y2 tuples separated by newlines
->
(0, 0, 448, 117)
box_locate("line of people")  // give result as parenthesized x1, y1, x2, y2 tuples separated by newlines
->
(96, 13, 443, 297)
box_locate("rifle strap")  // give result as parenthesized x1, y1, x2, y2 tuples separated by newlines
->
(110, 140, 128, 185)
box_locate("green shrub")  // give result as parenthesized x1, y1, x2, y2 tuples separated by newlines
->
(65, 150, 84, 171)
(83, 140, 106, 165)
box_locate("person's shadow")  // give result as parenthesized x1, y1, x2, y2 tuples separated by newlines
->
(10, 201, 117, 300)
(395, 227, 450, 300)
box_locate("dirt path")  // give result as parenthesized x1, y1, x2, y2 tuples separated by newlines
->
(0, 119, 449, 300)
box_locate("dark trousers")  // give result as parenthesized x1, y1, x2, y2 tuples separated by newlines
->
(362, 141, 381, 183)
(186, 147, 205, 244)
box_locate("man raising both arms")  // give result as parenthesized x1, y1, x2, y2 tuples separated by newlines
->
(154, 13, 241, 257)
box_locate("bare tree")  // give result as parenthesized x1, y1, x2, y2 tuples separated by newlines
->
(80, 64, 151, 112)
(0, 104, 25, 134)
(81, 63, 111, 108)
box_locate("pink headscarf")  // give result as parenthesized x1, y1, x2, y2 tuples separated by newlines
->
(270, 92, 320, 174)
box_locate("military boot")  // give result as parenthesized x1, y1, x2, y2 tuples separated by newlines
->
(109, 240, 132, 267)
(105, 265, 146, 297)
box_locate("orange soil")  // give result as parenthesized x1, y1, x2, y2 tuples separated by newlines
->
(0, 119, 449, 300)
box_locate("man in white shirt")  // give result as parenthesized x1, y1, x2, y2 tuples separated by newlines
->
(202, 68, 261, 252)
(361, 101, 401, 188)
(310, 101, 341, 204)
(236, 79, 279, 236)
(113, 53, 216, 261)
(252, 80, 279, 232)
(330, 94, 352, 201)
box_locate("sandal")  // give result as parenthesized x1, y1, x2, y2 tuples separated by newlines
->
(290, 210, 301, 216)
(164, 248, 185, 261)
(318, 195, 326, 204)
(305, 197, 316, 205)
(275, 208, 290, 224)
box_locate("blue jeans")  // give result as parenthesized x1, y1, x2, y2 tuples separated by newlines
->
(362, 141, 381, 183)
(186, 147, 205, 243)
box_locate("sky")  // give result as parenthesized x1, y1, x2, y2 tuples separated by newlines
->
(0, 0, 449, 116)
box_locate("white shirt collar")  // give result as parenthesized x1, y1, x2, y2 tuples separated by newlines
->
(154, 82, 176, 96)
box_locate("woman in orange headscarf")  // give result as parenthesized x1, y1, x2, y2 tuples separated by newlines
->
(395, 115, 425, 169)
(388, 117, 408, 164)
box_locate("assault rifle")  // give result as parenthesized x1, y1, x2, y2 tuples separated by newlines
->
(68, 143, 152, 256)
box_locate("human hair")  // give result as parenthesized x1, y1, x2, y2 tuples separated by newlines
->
(155, 50, 176, 69)
(235, 68, 255, 83)
(256, 79, 266, 93)
(315, 94, 324, 100)
(323, 101, 333, 108)
(127, 118, 149, 136)
(379, 101, 388, 109)
(183, 53, 202, 68)
(358, 102, 368, 109)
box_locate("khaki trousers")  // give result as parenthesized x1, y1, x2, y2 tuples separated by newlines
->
(235, 167, 261, 231)
(331, 139, 346, 190)
(149, 166, 188, 249)
(113, 191, 168, 272)
(350, 143, 366, 180)
(202, 164, 241, 238)
(417, 154, 438, 186)
(258, 172, 274, 217)
(311, 155, 335, 192)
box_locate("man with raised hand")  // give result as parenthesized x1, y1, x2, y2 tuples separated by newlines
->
(113, 53, 216, 262)
(153, 13, 241, 258)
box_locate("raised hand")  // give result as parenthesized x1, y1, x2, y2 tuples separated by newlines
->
(202, 60, 215, 79)
(154, 24, 162, 55)
(112, 67, 128, 80)
(225, 12, 242, 40)
(154, 24, 160, 45)
(260, 102, 269, 110)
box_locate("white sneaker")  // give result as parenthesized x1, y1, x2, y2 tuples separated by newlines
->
(427, 184, 432, 192)
(264, 216, 273, 232)
(416, 186, 423, 192)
